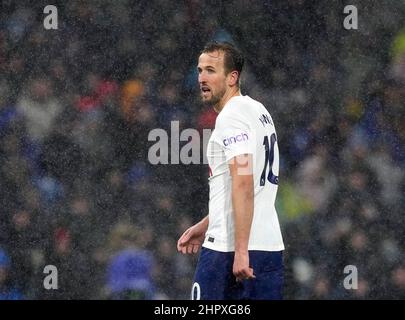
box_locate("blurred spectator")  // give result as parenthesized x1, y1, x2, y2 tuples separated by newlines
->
(0, 248, 24, 300)
(16, 76, 63, 143)
(389, 264, 405, 299)
(107, 248, 156, 300)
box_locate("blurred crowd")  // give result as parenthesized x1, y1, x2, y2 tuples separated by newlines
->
(0, 1, 404, 299)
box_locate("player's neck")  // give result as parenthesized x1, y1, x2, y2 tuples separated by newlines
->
(214, 88, 241, 113)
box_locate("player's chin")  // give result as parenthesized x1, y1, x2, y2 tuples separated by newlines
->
(200, 94, 210, 102)
(201, 95, 216, 106)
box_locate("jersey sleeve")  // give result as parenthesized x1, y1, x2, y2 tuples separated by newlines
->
(215, 113, 254, 162)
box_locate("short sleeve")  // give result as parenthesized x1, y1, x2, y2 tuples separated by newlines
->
(215, 114, 254, 161)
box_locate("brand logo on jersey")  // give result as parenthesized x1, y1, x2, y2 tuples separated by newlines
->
(223, 133, 249, 146)
(259, 114, 273, 127)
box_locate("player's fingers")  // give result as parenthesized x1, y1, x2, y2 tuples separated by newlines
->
(247, 267, 256, 279)
(178, 240, 188, 254)
(235, 268, 255, 281)
(233, 269, 244, 281)
(235, 273, 245, 282)
(178, 229, 191, 245)
(181, 246, 188, 254)
(177, 238, 186, 251)
(177, 240, 182, 252)
(187, 244, 194, 254)
(240, 269, 250, 280)
(241, 267, 255, 279)
(192, 244, 199, 254)
(177, 230, 192, 252)
(235, 274, 246, 282)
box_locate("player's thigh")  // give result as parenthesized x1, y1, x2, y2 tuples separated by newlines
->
(252, 264, 284, 299)
(192, 248, 233, 300)
(247, 251, 284, 300)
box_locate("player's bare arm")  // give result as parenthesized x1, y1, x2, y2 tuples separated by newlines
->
(229, 154, 256, 282)
(177, 216, 209, 255)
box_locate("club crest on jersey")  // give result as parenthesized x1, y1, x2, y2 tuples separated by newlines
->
(223, 132, 249, 146)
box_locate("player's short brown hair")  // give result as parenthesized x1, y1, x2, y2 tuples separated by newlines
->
(201, 41, 244, 85)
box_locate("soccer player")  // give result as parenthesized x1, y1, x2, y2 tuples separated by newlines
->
(177, 41, 285, 300)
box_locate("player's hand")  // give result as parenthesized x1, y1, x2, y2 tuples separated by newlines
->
(233, 252, 256, 282)
(177, 225, 205, 255)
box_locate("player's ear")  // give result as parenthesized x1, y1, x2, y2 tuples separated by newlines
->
(227, 70, 239, 86)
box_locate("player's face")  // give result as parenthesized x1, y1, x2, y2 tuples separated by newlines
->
(197, 51, 227, 106)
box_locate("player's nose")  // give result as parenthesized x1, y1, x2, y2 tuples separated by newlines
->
(198, 72, 207, 84)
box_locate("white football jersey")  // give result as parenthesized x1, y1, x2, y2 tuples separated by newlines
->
(203, 95, 285, 252)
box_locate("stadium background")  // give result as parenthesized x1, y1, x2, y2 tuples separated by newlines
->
(0, 0, 403, 299)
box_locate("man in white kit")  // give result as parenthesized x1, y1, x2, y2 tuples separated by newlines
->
(177, 41, 284, 300)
